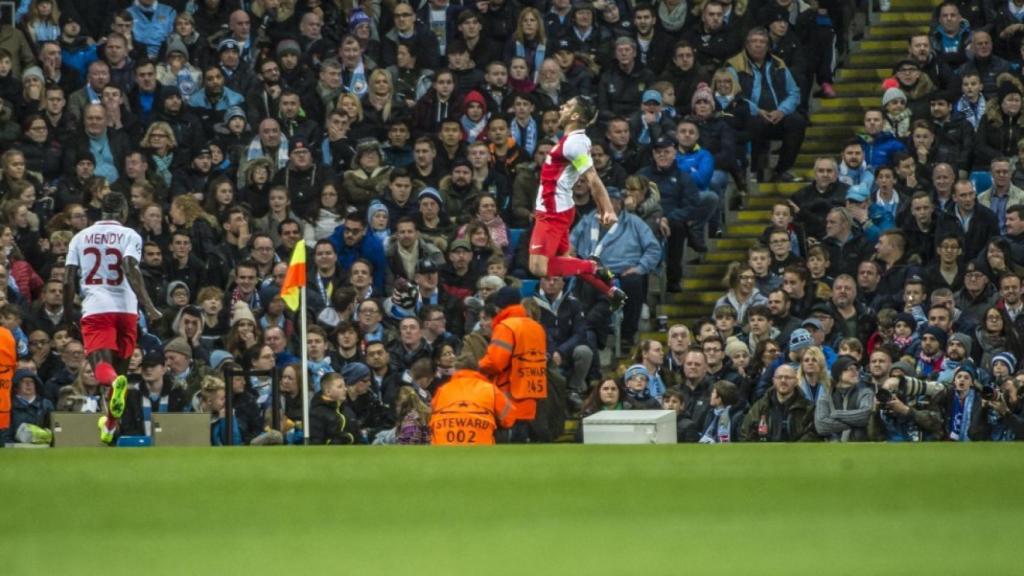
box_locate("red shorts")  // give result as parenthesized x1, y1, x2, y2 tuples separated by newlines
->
(529, 208, 575, 259)
(81, 312, 138, 359)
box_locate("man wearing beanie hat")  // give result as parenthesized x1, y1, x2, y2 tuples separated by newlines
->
(936, 330, 979, 386)
(915, 326, 947, 379)
(157, 82, 205, 159)
(816, 355, 873, 441)
(340, 362, 389, 441)
(479, 287, 548, 441)
(163, 335, 214, 411)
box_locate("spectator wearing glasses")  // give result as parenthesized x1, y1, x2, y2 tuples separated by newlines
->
(331, 211, 387, 294)
(715, 262, 768, 323)
(42, 337, 85, 405)
(26, 328, 60, 384)
(382, 4, 441, 70)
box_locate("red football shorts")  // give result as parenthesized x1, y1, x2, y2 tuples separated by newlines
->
(81, 312, 138, 359)
(529, 208, 576, 259)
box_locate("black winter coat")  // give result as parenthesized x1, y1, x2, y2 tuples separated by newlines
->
(598, 62, 656, 122)
(308, 395, 360, 445)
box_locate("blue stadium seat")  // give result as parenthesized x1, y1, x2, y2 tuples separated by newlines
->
(508, 228, 524, 253)
(520, 279, 539, 298)
(971, 171, 992, 194)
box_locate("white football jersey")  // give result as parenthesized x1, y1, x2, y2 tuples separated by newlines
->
(66, 221, 143, 317)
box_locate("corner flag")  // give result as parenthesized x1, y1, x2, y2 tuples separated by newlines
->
(280, 240, 306, 311)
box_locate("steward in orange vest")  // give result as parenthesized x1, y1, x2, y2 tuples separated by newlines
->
(430, 356, 515, 445)
(478, 287, 548, 422)
(0, 327, 15, 436)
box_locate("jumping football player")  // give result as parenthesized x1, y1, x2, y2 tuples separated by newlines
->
(527, 96, 627, 310)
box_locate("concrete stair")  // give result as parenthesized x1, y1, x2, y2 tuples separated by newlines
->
(649, 0, 941, 340)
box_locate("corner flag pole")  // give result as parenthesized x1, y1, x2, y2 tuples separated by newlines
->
(300, 285, 310, 446)
(280, 238, 309, 446)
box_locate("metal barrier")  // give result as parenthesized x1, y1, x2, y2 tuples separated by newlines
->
(222, 367, 280, 446)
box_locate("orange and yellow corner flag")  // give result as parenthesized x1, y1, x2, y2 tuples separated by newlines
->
(280, 240, 306, 311)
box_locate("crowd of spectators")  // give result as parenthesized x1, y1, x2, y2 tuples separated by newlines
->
(5, 0, 1021, 445)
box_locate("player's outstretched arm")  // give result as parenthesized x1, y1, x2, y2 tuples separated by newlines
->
(584, 169, 617, 226)
(63, 265, 79, 321)
(124, 257, 162, 321)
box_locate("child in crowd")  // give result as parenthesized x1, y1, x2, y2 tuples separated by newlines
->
(203, 376, 242, 446)
(714, 305, 739, 341)
(806, 245, 834, 286)
(309, 373, 360, 445)
(881, 87, 912, 139)
(662, 388, 691, 443)
(956, 71, 985, 129)
(623, 364, 661, 409)
(892, 312, 919, 356)
(767, 228, 800, 276)
(748, 244, 781, 294)
(367, 200, 390, 245)
(761, 202, 804, 258)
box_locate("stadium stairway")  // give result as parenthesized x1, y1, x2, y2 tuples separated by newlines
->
(638, 0, 942, 344)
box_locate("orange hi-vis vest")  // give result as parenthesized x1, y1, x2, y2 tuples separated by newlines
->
(478, 305, 548, 421)
(430, 369, 515, 445)
(0, 327, 16, 430)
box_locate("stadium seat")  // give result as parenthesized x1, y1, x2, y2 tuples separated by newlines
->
(520, 279, 539, 297)
(508, 228, 524, 253)
(971, 171, 992, 194)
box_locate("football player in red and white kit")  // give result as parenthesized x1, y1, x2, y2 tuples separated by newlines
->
(527, 96, 627, 310)
(64, 192, 162, 443)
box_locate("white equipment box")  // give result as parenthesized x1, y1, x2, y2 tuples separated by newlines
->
(582, 410, 677, 444)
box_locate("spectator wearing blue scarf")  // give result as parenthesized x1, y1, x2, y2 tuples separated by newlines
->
(944, 364, 989, 441)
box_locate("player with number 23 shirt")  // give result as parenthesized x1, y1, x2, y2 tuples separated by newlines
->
(64, 192, 162, 443)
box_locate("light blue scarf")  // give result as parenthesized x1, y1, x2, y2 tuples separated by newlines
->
(346, 59, 367, 96)
(515, 40, 546, 82)
(512, 116, 538, 156)
(949, 388, 975, 441)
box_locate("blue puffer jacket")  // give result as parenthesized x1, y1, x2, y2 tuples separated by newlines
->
(675, 147, 715, 189)
(858, 131, 906, 169)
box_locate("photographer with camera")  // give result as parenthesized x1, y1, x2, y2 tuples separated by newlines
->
(868, 364, 946, 442)
(980, 353, 1024, 440)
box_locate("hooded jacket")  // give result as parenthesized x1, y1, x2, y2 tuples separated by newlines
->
(478, 304, 547, 421)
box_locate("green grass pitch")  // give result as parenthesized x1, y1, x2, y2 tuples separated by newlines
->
(3, 444, 1022, 575)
